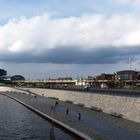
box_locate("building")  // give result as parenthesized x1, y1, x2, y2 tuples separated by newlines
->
(57, 77, 72, 80)
(11, 75, 25, 81)
(0, 69, 7, 76)
(135, 71, 140, 80)
(0, 75, 25, 83)
(96, 73, 115, 81)
(116, 70, 136, 81)
(116, 70, 140, 88)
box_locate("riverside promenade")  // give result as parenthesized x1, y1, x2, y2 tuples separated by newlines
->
(3, 90, 140, 140)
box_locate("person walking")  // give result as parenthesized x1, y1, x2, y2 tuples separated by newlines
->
(78, 113, 81, 121)
(55, 101, 58, 106)
(66, 108, 69, 115)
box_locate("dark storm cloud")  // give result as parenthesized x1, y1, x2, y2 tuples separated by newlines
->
(0, 46, 140, 64)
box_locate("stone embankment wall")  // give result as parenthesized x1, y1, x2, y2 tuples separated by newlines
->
(1, 86, 140, 123)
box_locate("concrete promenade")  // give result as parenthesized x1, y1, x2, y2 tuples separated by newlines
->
(3, 91, 140, 140)
(18, 87, 140, 123)
(0, 86, 140, 140)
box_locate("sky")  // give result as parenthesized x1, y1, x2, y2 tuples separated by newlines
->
(0, 0, 140, 79)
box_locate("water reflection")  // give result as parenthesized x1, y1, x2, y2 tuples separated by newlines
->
(50, 128, 55, 140)
(0, 95, 75, 140)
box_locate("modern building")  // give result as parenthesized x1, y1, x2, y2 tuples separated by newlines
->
(116, 70, 136, 81)
(135, 71, 140, 80)
(0, 75, 25, 83)
(0, 69, 7, 76)
(11, 75, 25, 81)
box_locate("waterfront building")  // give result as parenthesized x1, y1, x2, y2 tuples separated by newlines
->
(0, 69, 7, 76)
(11, 75, 25, 81)
(117, 70, 136, 81)
(0, 75, 25, 83)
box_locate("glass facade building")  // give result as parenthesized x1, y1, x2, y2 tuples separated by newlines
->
(0, 69, 7, 76)
(117, 70, 136, 80)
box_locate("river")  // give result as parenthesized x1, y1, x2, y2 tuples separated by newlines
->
(0, 95, 76, 140)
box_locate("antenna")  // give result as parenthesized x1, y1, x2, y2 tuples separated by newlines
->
(129, 57, 132, 70)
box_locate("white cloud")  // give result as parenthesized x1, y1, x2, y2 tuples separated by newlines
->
(8, 40, 23, 52)
(121, 31, 140, 46)
(115, 0, 140, 6)
(0, 13, 140, 54)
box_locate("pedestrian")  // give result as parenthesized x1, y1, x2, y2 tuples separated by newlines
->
(35, 95, 37, 99)
(55, 101, 58, 106)
(66, 108, 69, 115)
(78, 113, 81, 121)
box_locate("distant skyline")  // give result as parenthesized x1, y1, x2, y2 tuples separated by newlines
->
(0, 0, 140, 79)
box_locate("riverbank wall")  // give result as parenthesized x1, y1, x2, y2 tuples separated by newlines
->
(1, 86, 140, 123)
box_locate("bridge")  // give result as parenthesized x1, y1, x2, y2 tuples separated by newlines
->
(11, 79, 119, 89)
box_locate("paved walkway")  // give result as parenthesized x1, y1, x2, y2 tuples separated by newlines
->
(5, 92, 140, 140)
